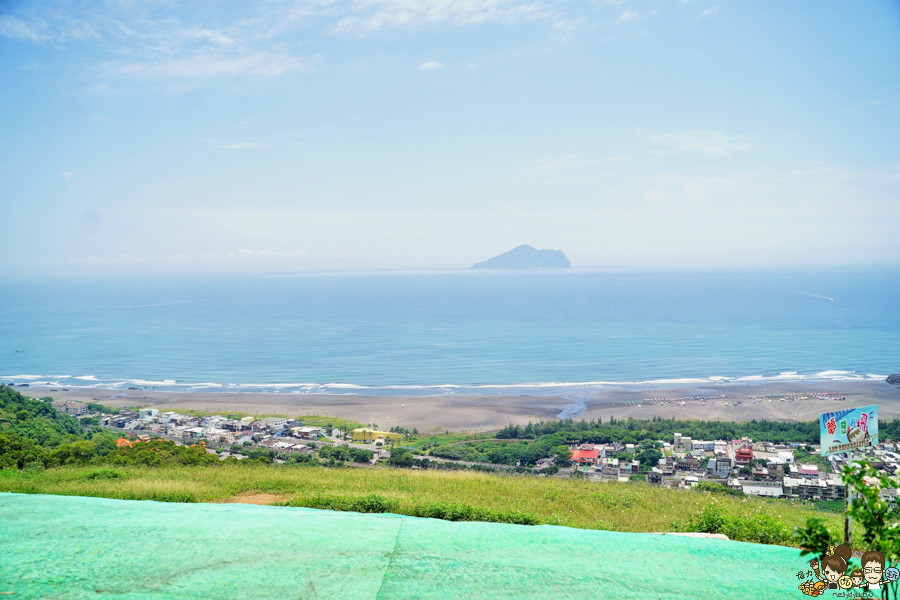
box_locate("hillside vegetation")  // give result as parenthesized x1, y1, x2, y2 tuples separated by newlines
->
(0, 463, 843, 546)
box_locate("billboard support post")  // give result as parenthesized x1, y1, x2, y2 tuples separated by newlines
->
(844, 485, 851, 545)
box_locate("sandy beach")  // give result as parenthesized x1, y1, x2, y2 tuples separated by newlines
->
(19, 379, 900, 434)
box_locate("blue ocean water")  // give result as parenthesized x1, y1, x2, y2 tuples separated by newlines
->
(0, 269, 898, 395)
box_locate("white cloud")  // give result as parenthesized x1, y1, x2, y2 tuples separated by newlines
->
(109, 53, 310, 78)
(418, 60, 442, 70)
(520, 154, 627, 184)
(206, 249, 310, 259)
(220, 142, 269, 150)
(616, 9, 639, 23)
(331, 0, 555, 34)
(0, 16, 47, 43)
(65, 249, 310, 266)
(696, 6, 718, 18)
(647, 131, 750, 156)
(61, 171, 74, 180)
(865, 95, 899, 107)
(0, 14, 99, 44)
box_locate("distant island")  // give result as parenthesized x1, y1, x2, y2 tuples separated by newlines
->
(471, 244, 571, 269)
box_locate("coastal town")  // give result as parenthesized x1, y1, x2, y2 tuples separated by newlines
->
(47, 398, 900, 505)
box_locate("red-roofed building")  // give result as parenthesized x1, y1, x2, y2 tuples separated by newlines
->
(734, 445, 754, 466)
(570, 444, 600, 466)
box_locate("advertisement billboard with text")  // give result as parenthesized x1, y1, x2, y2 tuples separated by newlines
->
(820, 404, 878, 457)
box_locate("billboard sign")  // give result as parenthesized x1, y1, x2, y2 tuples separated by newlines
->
(820, 404, 878, 457)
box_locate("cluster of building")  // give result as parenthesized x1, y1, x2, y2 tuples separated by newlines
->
(564, 432, 900, 504)
(97, 408, 416, 462)
(101, 408, 331, 449)
(50, 400, 88, 417)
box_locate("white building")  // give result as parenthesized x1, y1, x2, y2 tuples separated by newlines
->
(742, 484, 784, 498)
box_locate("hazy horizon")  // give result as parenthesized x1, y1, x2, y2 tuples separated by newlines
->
(1, 1, 898, 276)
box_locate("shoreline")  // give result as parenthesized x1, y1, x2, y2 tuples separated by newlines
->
(18, 379, 900, 434)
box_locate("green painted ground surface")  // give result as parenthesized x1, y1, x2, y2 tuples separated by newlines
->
(0, 492, 812, 599)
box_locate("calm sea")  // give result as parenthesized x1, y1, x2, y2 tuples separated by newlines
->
(1, 269, 898, 395)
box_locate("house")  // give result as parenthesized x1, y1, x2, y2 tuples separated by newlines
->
(782, 477, 845, 501)
(625, 444, 635, 454)
(260, 417, 287, 431)
(647, 468, 663, 485)
(673, 433, 692, 452)
(676, 458, 700, 471)
(570, 445, 600, 466)
(658, 457, 675, 476)
(741, 483, 784, 498)
(351, 429, 404, 443)
(751, 467, 781, 482)
(708, 457, 732, 478)
(692, 440, 715, 452)
(292, 426, 323, 440)
(51, 401, 68, 413)
(767, 450, 795, 465)
(180, 417, 200, 428)
(789, 464, 820, 479)
(601, 458, 620, 480)
(65, 402, 88, 416)
(139, 408, 159, 420)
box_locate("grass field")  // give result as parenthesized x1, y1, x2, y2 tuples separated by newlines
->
(0, 463, 844, 547)
(295, 415, 365, 431)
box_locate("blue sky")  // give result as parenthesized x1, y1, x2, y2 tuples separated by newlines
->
(1, 0, 898, 274)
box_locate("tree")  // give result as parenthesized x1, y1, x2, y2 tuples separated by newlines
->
(841, 461, 900, 600)
(388, 448, 414, 468)
(635, 439, 662, 469)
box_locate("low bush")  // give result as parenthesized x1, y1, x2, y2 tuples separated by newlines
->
(694, 481, 745, 497)
(82, 468, 124, 480)
(684, 504, 790, 545)
(412, 501, 539, 526)
(147, 491, 197, 503)
(290, 493, 395, 514)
